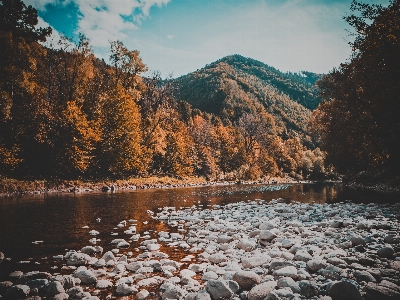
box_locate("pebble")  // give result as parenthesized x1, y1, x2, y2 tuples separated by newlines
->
(1, 198, 399, 300)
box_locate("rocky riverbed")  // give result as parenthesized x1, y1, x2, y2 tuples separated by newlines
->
(1, 198, 399, 300)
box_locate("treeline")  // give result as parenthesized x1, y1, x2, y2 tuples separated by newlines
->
(0, 0, 329, 181)
(310, 0, 400, 185)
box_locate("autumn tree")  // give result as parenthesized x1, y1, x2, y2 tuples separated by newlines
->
(0, 0, 52, 177)
(310, 0, 400, 175)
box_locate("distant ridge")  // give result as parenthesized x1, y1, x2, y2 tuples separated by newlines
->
(173, 54, 322, 138)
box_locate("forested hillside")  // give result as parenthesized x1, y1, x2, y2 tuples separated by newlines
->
(174, 55, 321, 139)
(0, 0, 329, 182)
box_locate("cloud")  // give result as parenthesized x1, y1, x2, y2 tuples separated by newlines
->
(36, 16, 71, 49)
(167, 34, 174, 40)
(27, 0, 171, 48)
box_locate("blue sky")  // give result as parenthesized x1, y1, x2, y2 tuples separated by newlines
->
(26, 0, 390, 78)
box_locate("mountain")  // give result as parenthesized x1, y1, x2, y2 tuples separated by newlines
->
(173, 54, 322, 137)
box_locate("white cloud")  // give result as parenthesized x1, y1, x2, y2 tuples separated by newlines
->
(36, 16, 75, 49)
(74, 0, 171, 47)
(167, 34, 174, 40)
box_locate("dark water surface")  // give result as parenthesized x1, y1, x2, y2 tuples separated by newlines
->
(0, 182, 398, 280)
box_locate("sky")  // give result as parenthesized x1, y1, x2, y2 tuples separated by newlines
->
(26, 0, 391, 78)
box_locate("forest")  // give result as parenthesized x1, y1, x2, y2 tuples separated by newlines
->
(1, 0, 399, 187)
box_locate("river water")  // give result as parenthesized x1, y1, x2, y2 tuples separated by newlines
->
(0, 182, 398, 281)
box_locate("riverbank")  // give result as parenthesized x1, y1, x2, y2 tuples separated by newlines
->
(0, 176, 302, 197)
(0, 198, 399, 299)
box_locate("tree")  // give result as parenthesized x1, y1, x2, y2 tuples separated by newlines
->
(310, 0, 400, 174)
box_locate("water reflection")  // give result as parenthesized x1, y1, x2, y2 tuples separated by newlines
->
(0, 183, 398, 280)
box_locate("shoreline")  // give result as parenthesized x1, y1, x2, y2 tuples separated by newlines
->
(0, 197, 399, 299)
(0, 176, 309, 198)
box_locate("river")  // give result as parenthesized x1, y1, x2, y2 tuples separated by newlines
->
(0, 182, 398, 281)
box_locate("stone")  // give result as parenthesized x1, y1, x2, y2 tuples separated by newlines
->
(217, 235, 232, 244)
(126, 262, 142, 272)
(294, 250, 313, 262)
(193, 290, 212, 300)
(188, 264, 204, 273)
(25, 279, 48, 291)
(364, 280, 400, 300)
(206, 280, 233, 300)
(247, 281, 277, 300)
(232, 271, 261, 290)
(73, 267, 97, 284)
(95, 280, 113, 289)
(269, 261, 295, 271)
(241, 254, 271, 269)
(329, 280, 363, 300)
(115, 283, 134, 295)
(259, 221, 276, 230)
(348, 235, 366, 246)
(67, 252, 90, 266)
(208, 253, 228, 264)
(47, 280, 65, 297)
(202, 271, 218, 281)
(161, 284, 186, 299)
(353, 270, 376, 283)
(101, 251, 117, 262)
(272, 266, 297, 277)
(277, 277, 300, 293)
(299, 280, 319, 298)
(137, 289, 150, 300)
(259, 230, 276, 242)
(80, 246, 99, 255)
(5, 285, 30, 299)
(236, 239, 256, 252)
(307, 258, 327, 272)
(0, 281, 13, 295)
(180, 269, 196, 278)
(377, 246, 394, 258)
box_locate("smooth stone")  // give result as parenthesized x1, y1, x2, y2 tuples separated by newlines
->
(294, 250, 313, 262)
(137, 289, 150, 300)
(299, 280, 319, 298)
(47, 281, 65, 297)
(277, 277, 300, 293)
(5, 285, 30, 298)
(353, 270, 376, 283)
(377, 246, 394, 258)
(161, 284, 186, 300)
(307, 258, 327, 272)
(236, 239, 256, 252)
(95, 280, 113, 289)
(115, 283, 134, 295)
(232, 271, 261, 290)
(202, 271, 218, 281)
(206, 280, 233, 300)
(272, 266, 297, 277)
(247, 281, 277, 300)
(364, 280, 400, 300)
(73, 267, 97, 284)
(241, 254, 271, 269)
(329, 280, 363, 300)
(208, 253, 228, 264)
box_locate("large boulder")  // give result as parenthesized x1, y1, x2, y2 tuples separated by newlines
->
(364, 280, 400, 300)
(247, 281, 277, 300)
(329, 280, 363, 300)
(232, 270, 261, 290)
